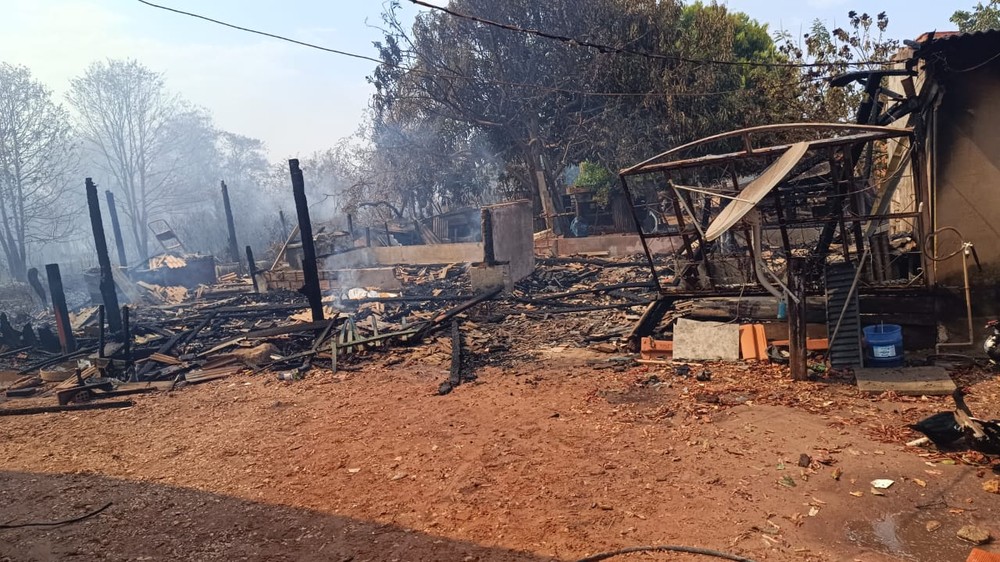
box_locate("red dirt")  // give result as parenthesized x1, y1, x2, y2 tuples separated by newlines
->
(2, 352, 999, 561)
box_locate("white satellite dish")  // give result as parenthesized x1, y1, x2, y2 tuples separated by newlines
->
(704, 141, 810, 242)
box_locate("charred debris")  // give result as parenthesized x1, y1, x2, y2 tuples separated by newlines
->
(3, 33, 1000, 418)
(0, 160, 660, 415)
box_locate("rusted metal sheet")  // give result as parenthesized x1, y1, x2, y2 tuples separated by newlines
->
(623, 131, 911, 175)
(618, 119, 926, 301)
(739, 324, 769, 361)
(639, 336, 672, 360)
(621, 123, 914, 176)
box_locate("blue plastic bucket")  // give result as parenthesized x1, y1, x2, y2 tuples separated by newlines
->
(863, 324, 904, 367)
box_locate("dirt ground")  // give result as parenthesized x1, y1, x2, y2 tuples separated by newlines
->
(2, 350, 1000, 562)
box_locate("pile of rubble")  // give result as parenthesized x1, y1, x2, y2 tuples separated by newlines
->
(0, 254, 666, 412)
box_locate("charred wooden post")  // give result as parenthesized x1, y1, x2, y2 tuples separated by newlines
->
(27, 268, 47, 305)
(346, 214, 354, 236)
(279, 210, 289, 240)
(45, 263, 76, 354)
(788, 257, 808, 381)
(438, 321, 463, 395)
(122, 305, 133, 379)
(0, 400, 134, 416)
(0, 313, 19, 347)
(105, 190, 128, 267)
(246, 245, 260, 293)
(366, 227, 372, 247)
(481, 208, 497, 266)
(97, 305, 105, 359)
(449, 321, 463, 388)
(288, 159, 324, 321)
(86, 178, 122, 333)
(136, 311, 216, 378)
(21, 324, 37, 348)
(221, 181, 243, 274)
(37, 327, 59, 353)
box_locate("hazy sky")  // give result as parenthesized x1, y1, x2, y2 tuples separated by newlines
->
(0, 0, 960, 159)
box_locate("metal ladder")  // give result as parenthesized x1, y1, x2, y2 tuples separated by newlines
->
(148, 219, 187, 254)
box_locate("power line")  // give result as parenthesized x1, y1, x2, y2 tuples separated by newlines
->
(134, 0, 822, 99)
(409, 0, 892, 69)
(135, 0, 385, 65)
(947, 49, 1000, 73)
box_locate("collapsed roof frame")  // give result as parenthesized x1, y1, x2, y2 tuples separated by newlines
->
(617, 122, 927, 297)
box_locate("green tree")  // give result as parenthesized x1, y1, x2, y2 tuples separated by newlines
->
(951, 1, 1000, 32)
(370, 0, 797, 231)
(666, 3, 801, 142)
(776, 11, 900, 123)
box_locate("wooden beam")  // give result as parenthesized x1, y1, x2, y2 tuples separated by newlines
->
(788, 257, 808, 380)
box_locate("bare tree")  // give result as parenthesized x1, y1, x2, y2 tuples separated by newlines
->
(0, 62, 77, 281)
(67, 59, 189, 258)
(219, 132, 268, 190)
(218, 132, 270, 244)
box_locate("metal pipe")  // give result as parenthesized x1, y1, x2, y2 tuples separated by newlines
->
(930, 103, 939, 285)
(618, 176, 661, 289)
(670, 183, 707, 240)
(934, 247, 974, 353)
(669, 182, 754, 203)
(748, 210, 794, 302)
(621, 122, 913, 176)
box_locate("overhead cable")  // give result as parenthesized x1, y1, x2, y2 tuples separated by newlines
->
(135, 0, 823, 98)
(409, 0, 892, 69)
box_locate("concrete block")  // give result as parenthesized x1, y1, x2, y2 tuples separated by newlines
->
(486, 200, 534, 282)
(550, 234, 684, 258)
(470, 264, 510, 292)
(672, 318, 740, 361)
(333, 267, 402, 290)
(321, 248, 376, 270)
(372, 243, 483, 265)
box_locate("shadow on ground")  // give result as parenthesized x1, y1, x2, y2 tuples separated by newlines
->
(0, 470, 549, 561)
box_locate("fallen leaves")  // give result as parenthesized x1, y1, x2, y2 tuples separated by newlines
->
(958, 525, 992, 545)
(984, 479, 1000, 494)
